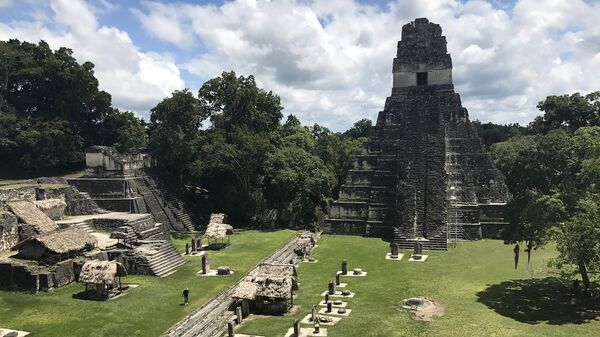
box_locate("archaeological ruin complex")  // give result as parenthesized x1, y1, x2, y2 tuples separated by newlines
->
(325, 18, 510, 250)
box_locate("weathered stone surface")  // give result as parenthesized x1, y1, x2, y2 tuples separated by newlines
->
(0, 211, 18, 251)
(325, 18, 509, 250)
(217, 266, 230, 275)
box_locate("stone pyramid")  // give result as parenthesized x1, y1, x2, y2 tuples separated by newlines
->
(325, 18, 510, 250)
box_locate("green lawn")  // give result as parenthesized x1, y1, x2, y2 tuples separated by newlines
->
(0, 229, 296, 337)
(237, 236, 600, 337)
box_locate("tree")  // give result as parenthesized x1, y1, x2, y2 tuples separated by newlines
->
(149, 89, 204, 181)
(529, 91, 600, 134)
(552, 198, 600, 292)
(473, 120, 526, 149)
(98, 110, 147, 152)
(13, 119, 84, 171)
(198, 71, 283, 133)
(343, 118, 372, 139)
(492, 125, 600, 293)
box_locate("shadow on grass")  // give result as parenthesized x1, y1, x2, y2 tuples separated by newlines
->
(476, 277, 600, 325)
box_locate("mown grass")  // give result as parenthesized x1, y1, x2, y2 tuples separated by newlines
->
(237, 236, 600, 337)
(0, 229, 296, 337)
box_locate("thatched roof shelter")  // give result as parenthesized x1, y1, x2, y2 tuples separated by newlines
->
(253, 276, 294, 299)
(256, 263, 297, 278)
(293, 231, 318, 254)
(34, 199, 67, 211)
(7, 200, 58, 234)
(79, 260, 127, 285)
(233, 263, 298, 301)
(204, 223, 234, 239)
(209, 213, 227, 224)
(232, 281, 259, 300)
(12, 227, 97, 257)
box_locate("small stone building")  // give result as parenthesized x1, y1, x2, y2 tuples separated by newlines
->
(233, 263, 298, 315)
(12, 227, 97, 263)
(78, 260, 127, 299)
(84, 145, 153, 177)
(35, 198, 67, 220)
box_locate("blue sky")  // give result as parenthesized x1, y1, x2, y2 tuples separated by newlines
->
(1, 0, 599, 131)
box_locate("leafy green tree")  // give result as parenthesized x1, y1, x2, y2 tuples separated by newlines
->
(99, 110, 147, 152)
(314, 125, 365, 198)
(13, 119, 84, 171)
(198, 71, 283, 133)
(473, 120, 526, 148)
(492, 125, 600, 293)
(149, 89, 204, 181)
(529, 91, 600, 133)
(552, 198, 600, 292)
(343, 118, 372, 139)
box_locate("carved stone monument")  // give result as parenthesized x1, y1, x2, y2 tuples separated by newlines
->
(227, 320, 234, 337)
(236, 306, 243, 324)
(202, 254, 210, 274)
(341, 259, 348, 275)
(293, 319, 300, 337)
(328, 281, 335, 295)
(390, 243, 399, 258)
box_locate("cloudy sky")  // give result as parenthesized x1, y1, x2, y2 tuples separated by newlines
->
(1, 0, 599, 131)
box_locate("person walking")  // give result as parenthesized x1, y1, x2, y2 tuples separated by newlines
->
(182, 287, 190, 305)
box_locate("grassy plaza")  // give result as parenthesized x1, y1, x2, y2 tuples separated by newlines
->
(0, 230, 296, 337)
(237, 235, 600, 337)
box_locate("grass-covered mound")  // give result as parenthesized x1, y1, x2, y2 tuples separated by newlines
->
(0, 229, 296, 337)
(237, 236, 600, 337)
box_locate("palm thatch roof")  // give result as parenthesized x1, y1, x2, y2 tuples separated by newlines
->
(12, 227, 97, 254)
(35, 198, 67, 211)
(253, 276, 294, 299)
(209, 213, 227, 224)
(256, 263, 297, 278)
(7, 200, 58, 234)
(232, 281, 259, 300)
(79, 260, 127, 285)
(232, 263, 297, 300)
(204, 223, 234, 239)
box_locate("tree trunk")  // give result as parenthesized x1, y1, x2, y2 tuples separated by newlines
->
(577, 256, 591, 295)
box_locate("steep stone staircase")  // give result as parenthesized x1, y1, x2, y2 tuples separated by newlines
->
(69, 221, 94, 234)
(141, 174, 198, 232)
(142, 241, 186, 277)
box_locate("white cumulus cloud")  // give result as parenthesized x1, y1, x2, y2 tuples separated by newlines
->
(0, 0, 185, 117)
(133, 0, 600, 130)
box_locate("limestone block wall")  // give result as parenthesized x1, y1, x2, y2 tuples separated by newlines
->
(0, 186, 36, 207)
(0, 211, 18, 251)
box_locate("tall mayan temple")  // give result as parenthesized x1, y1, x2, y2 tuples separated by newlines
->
(325, 18, 510, 250)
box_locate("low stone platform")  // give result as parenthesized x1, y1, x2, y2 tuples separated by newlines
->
(283, 327, 327, 337)
(0, 328, 29, 337)
(337, 271, 367, 277)
(300, 314, 341, 326)
(385, 253, 404, 261)
(318, 300, 347, 308)
(182, 251, 206, 257)
(320, 290, 355, 298)
(196, 270, 233, 277)
(408, 255, 429, 262)
(318, 307, 352, 317)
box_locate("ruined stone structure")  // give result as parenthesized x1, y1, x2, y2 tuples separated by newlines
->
(326, 18, 509, 250)
(69, 146, 200, 232)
